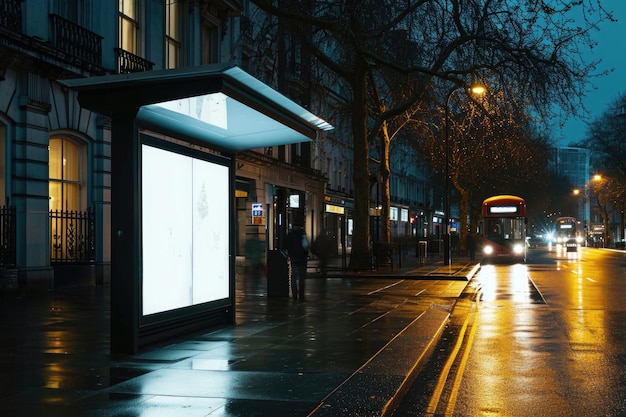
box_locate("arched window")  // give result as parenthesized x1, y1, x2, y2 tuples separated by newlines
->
(49, 137, 86, 212)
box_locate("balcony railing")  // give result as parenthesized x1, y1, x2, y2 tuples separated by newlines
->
(116, 48, 154, 74)
(49, 14, 103, 69)
(0, 206, 16, 267)
(0, 0, 22, 33)
(50, 208, 96, 263)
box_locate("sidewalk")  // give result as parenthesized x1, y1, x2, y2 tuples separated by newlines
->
(310, 251, 480, 281)
(0, 254, 479, 417)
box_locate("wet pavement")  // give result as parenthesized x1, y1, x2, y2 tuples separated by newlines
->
(0, 255, 479, 416)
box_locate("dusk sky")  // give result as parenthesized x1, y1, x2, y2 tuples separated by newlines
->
(555, 1, 626, 146)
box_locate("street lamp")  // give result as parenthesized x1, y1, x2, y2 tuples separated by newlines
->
(573, 175, 603, 247)
(443, 83, 486, 265)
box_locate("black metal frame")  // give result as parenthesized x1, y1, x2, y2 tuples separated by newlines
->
(0, 205, 16, 267)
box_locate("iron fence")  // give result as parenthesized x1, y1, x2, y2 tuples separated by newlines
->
(0, 206, 16, 267)
(50, 208, 96, 263)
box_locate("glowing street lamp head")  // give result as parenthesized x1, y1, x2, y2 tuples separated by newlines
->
(470, 84, 486, 95)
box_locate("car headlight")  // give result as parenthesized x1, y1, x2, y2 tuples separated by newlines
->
(483, 245, 494, 255)
(576, 236, 583, 243)
(513, 244, 524, 254)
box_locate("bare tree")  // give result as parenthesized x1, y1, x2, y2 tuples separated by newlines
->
(582, 93, 626, 182)
(249, 0, 611, 269)
(580, 94, 626, 244)
(412, 82, 551, 252)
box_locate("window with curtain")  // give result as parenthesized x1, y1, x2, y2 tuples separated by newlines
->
(49, 137, 86, 212)
(166, 0, 181, 68)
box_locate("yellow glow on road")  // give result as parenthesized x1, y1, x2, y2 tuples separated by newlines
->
(478, 265, 497, 302)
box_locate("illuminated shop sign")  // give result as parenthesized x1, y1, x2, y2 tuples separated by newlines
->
(325, 204, 345, 214)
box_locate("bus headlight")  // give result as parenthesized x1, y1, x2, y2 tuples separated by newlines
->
(483, 245, 494, 255)
(576, 236, 583, 244)
(513, 244, 524, 254)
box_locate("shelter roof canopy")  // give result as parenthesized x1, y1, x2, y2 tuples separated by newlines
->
(60, 64, 332, 152)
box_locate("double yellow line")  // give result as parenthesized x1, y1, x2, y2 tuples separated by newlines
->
(425, 291, 481, 416)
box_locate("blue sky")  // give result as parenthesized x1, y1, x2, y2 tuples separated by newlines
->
(555, 1, 626, 146)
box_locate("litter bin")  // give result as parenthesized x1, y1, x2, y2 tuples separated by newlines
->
(417, 240, 427, 264)
(267, 250, 289, 297)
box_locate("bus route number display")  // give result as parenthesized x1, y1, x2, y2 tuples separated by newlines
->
(488, 205, 519, 215)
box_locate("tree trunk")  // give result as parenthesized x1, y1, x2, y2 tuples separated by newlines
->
(451, 175, 470, 254)
(381, 121, 391, 244)
(458, 188, 470, 253)
(348, 61, 372, 270)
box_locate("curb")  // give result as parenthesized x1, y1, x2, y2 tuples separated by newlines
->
(308, 301, 454, 417)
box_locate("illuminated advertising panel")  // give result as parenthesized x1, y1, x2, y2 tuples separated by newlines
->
(141, 143, 230, 317)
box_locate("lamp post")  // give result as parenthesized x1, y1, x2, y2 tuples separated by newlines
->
(574, 174, 603, 247)
(443, 84, 485, 265)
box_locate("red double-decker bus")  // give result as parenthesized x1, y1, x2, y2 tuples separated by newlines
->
(481, 195, 527, 262)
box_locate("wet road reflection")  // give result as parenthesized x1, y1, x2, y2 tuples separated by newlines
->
(452, 248, 626, 416)
(477, 263, 544, 304)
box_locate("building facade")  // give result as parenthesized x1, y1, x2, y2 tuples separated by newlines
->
(549, 146, 591, 225)
(549, 145, 624, 246)
(0, 0, 333, 289)
(0, 0, 441, 290)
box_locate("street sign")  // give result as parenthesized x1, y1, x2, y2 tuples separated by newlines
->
(251, 203, 265, 225)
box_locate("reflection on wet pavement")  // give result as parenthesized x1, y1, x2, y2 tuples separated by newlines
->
(0, 272, 467, 416)
(477, 264, 545, 304)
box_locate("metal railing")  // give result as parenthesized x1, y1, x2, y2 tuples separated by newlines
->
(116, 48, 154, 73)
(0, 0, 22, 33)
(50, 208, 96, 263)
(0, 206, 16, 267)
(49, 14, 103, 69)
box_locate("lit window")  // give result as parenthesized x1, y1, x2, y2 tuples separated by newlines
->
(166, 0, 181, 68)
(49, 138, 86, 212)
(119, 0, 138, 53)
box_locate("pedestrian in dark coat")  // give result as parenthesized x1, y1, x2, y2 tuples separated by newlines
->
(285, 225, 309, 301)
(312, 229, 333, 277)
(467, 232, 477, 261)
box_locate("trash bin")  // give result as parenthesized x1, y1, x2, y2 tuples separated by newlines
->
(417, 240, 427, 264)
(267, 250, 289, 297)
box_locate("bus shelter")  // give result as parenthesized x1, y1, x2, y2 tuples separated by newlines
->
(61, 64, 332, 354)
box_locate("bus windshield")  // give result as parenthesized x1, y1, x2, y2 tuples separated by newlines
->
(485, 218, 525, 241)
